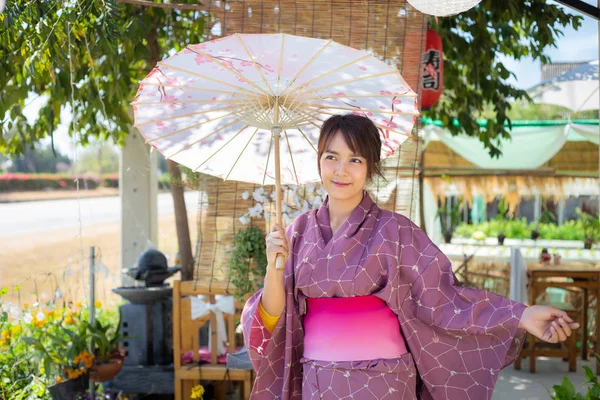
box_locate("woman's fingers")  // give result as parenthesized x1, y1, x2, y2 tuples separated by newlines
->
(551, 320, 567, 342)
(557, 318, 572, 337)
(548, 325, 559, 343)
(269, 238, 287, 247)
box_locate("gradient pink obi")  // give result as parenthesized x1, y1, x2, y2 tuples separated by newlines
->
(303, 296, 408, 362)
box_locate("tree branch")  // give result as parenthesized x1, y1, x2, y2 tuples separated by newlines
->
(115, 0, 205, 11)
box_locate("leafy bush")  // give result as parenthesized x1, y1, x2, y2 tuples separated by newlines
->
(550, 356, 600, 399)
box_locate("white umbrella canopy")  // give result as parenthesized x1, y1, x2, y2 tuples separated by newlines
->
(132, 33, 419, 187)
(132, 33, 419, 268)
(528, 60, 599, 112)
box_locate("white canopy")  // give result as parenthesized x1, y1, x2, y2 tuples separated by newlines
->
(422, 121, 598, 169)
(528, 60, 599, 112)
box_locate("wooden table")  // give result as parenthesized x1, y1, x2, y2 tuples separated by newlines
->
(528, 262, 600, 374)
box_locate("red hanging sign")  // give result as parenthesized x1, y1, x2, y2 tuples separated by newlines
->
(421, 29, 444, 110)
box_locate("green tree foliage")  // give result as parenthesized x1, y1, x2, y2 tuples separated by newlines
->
(426, 0, 582, 157)
(0, 0, 584, 159)
(0, 0, 205, 156)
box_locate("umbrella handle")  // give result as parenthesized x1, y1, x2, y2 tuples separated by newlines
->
(275, 254, 285, 270)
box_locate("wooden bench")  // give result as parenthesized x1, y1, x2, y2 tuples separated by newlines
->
(173, 281, 254, 399)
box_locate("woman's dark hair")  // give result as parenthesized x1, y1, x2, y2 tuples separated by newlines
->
(317, 114, 383, 180)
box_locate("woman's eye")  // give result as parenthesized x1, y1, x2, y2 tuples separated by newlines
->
(325, 155, 335, 160)
(351, 158, 362, 163)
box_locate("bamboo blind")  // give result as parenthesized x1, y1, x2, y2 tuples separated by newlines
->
(191, 0, 428, 288)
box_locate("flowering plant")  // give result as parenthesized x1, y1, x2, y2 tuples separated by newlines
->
(191, 384, 205, 399)
(238, 183, 326, 226)
(22, 305, 94, 383)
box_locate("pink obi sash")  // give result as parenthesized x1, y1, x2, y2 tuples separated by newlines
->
(303, 296, 408, 362)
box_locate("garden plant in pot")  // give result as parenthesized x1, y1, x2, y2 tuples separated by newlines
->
(437, 198, 463, 244)
(88, 315, 127, 382)
(495, 198, 509, 245)
(23, 318, 92, 399)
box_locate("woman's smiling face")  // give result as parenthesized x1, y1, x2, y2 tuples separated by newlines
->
(319, 131, 368, 203)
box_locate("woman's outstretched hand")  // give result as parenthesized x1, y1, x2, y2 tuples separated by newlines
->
(519, 305, 580, 343)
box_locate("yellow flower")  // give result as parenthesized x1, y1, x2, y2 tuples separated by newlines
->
(56, 377, 64, 383)
(191, 384, 205, 399)
(66, 368, 84, 379)
(22, 302, 29, 308)
(1, 330, 9, 340)
(0, 340, 7, 346)
(33, 318, 46, 328)
(94, 301, 102, 308)
(65, 316, 75, 325)
(75, 351, 95, 369)
(44, 310, 55, 318)
(10, 325, 21, 335)
(76, 301, 82, 308)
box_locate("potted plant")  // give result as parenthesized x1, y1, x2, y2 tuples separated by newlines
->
(23, 318, 93, 399)
(227, 226, 268, 303)
(437, 198, 463, 244)
(576, 208, 600, 250)
(495, 198, 509, 245)
(88, 314, 128, 382)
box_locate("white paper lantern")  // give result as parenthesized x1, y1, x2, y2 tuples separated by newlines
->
(407, 0, 482, 17)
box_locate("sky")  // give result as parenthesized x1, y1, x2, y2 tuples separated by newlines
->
(20, 1, 600, 158)
(498, 1, 599, 90)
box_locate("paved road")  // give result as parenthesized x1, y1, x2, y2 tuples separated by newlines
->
(0, 191, 200, 238)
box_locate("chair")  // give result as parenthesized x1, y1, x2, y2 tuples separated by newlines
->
(173, 280, 254, 400)
(514, 282, 582, 373)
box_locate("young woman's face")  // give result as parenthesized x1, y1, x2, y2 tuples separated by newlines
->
(319, 131, 368, 203)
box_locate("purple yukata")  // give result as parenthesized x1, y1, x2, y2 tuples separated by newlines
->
(242, 193, 526, 399)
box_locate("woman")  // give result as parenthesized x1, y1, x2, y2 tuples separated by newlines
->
(241, 114, 578, 400)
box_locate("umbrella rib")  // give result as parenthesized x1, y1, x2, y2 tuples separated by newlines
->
(147, 111, 238, 144)
(157, 62, 264, 98)
(183, 46, 270, 97)
(301, 103, 418, 115)
(281, 39, 333, 103)
(304, 108, 412, 137)
(132, 98, 258, 106)
(283, 129, 300, 186)
(240, 99, 272, 126)
(134, 83, 254, 96)
(295, 70, 398, 95)
(278, 100, 316, 128)
(225, 128, 260, 181)
(295, 126, 318, 154)
(235, 34, 275, 97)
(135, 105, 245, 127)
(262, 133, 274, 186)
(166, 117, 243, 159)
(283, 54, 371, 99)
(194, 124, 250, 171)
(296, 92, 418, 100)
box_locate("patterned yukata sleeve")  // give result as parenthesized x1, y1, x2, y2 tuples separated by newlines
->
(403, 249, 527, 400)
(240, 223, 296, 372)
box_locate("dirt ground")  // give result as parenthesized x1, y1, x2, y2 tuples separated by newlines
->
(0, 212, 199, 308)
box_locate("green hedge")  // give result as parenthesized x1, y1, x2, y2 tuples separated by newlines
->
(455, 218, 590, 241)
(0, 173, 100, 191)
(0, 173, 174, 191)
